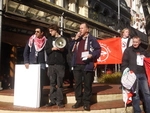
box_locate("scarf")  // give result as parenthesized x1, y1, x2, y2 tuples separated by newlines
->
(72, 35, 89, 52)
(28, 34, 47, 52)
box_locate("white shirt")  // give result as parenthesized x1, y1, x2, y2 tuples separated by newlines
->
(121, 38, 129, 53)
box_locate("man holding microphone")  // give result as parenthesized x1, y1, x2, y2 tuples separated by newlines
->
(70, 23, 101, 111)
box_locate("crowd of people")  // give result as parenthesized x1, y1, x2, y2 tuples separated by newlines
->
(23, 22, 150, 112)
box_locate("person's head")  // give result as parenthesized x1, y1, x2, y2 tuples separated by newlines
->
(79, 23, 89, 37)
(48, 23, 60, 37)
(35, 27, 44, 38)
(132, 36, 141, 48)
(120, 28, 130, 38)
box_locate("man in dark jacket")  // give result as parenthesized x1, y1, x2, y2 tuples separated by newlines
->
(23, 26, 47, 106)
(45, 23, 67, 108)
(71, 23, 101, 111)
(121, 36, 150, 113)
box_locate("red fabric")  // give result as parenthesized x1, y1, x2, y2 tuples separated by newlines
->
(144, 58, 150, 86)
(96, 38, 122, 64)
(28, 35, 47, 52)
(122, 89, 134, 106)
(126, 92, 133, 104)
(34, 37, 46, 50)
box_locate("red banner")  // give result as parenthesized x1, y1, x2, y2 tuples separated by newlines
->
(96, 38, 122, 64)
(144, 58, 150, 86)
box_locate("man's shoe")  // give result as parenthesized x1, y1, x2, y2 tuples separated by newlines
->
(72, 102, 82, 108)
(45, 102, 56, 107)
(67, 85, 73, 88)
(83, 104, 90, 111)
(58, 103, 65, 108)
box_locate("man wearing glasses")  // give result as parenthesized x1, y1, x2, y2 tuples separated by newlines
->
(23, 26, 47, 107)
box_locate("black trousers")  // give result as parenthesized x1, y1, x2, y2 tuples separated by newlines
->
(73, 65, 94, 105)
(48, 65, 65, 105)
(40, 64, 46, 106)
(68, 68, 74, 86)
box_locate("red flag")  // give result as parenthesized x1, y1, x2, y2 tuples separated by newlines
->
(96, 38, 122, 64)
(144, 58, 150, 86)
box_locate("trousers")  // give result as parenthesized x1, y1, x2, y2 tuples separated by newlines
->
(48, 64, 65, 104)
(73, 65, 94, 105)
(132, 73, 150, 113)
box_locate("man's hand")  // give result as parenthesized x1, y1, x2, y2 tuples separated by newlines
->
(75, 32, 81, 40)
(52, 47, 60, 51)
(25, 63, 29, 69)
(87, 54, 92, 59)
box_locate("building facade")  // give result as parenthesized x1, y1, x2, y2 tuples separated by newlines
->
(1, 0, 149, 82)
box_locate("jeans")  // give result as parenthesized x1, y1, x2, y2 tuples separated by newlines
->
(73, 65, 94, 105)
(48, 64, 65, 104)
(132, 73, 150, 113)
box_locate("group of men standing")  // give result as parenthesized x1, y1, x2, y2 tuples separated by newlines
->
(23, 21, 150, 113)
(23, 23, 101, 111)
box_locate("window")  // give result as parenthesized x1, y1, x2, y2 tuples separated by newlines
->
(64, 0, 69, 10)
(75, 0, 79, 13)
(50, 0, 56, 4)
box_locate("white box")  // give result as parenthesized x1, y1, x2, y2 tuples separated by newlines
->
(14, 64, 41, 108)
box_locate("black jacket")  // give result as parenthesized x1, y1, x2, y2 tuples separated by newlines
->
(45, 36, 67, 65)
(23, 40, 46, 64)
(121, 46, 149, 74)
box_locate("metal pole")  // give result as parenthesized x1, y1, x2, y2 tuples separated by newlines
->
(0, 0, 3, 76)
(0, 0, 2, 90)
(117, 0, 120, 32)
(60, 12, 64, 36)
(93, 68, 98, 83)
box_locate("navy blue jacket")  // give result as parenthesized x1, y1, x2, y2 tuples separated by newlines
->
(23, 40, 46, 64)
(70, 34, 101, 71)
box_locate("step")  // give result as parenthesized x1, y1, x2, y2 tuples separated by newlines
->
(0, 100, 136, 113)
(0, 84, 122, 104)
(0, 84, 145, 113)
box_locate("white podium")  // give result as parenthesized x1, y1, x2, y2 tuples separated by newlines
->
(14, 64, 41, 108)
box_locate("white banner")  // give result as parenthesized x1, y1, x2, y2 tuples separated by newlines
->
(14, 64, 41, 108)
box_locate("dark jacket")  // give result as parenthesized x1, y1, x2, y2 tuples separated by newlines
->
(70, 34, 101, 71)
(23, 40, 46, 64)
(45, 36, 67, 65)
(121, 46, 149, 74)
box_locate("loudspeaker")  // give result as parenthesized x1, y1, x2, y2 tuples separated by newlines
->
(55, 37, 66, 48)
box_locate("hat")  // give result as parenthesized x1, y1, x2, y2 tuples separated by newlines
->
(70, 33, 76, 37)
